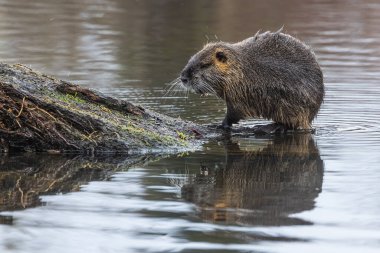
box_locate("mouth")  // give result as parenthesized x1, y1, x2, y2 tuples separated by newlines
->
(181, 78, 215, 97)
(192, 87, 212, 97)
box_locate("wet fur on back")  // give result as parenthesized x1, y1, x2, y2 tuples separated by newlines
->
(180, 30, 324, 129)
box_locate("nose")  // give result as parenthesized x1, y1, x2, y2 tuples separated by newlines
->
(180, 75, 189, 84)
(180, 66, 193, 84)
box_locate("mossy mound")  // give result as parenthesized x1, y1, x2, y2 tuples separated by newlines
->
(0, 63, 207, 154)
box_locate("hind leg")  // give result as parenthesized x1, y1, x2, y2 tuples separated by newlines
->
(253, 123, 289, 134)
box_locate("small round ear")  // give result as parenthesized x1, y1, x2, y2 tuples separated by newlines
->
(215, 51, 227, 63)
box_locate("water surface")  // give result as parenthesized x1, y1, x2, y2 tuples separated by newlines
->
(1, 0, 380, 252)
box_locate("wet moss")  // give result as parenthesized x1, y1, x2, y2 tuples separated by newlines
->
(119, 123, 185, 147)
(53, 92, 86, 104)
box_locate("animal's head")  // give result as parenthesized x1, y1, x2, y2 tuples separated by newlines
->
(180, 42, 243, 99)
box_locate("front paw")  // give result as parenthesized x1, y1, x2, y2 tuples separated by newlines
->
(205, 123, 231, 130)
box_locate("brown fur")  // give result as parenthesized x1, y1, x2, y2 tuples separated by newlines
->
(180, 30, 324, 129)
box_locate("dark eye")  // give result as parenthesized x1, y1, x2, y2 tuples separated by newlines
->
(200, 62, 212, 69)
(215, 51, 227, 63)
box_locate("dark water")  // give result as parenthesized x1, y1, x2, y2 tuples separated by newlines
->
(1, 0, 380, 252)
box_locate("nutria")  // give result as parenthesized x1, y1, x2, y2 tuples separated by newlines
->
(180, 30, 324, 131)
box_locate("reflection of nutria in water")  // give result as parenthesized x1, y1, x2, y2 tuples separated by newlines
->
(181, 134, 324, 226)
(180, 30, 324, 131)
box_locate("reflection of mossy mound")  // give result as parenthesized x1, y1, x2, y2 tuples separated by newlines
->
(0, 153, 158, 211)
(0, 63, 206, 153)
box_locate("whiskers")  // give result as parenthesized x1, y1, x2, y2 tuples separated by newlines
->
(162, 77, 189, 99)
(194, 80, 218, 98)
(162, 77, 218, 100)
